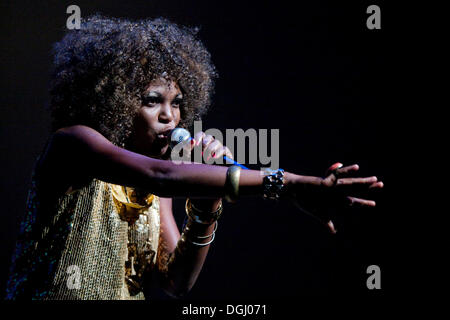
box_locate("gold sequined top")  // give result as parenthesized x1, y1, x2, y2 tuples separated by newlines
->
(6, 159, 161, 300)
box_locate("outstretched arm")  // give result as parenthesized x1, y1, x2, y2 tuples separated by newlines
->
(44, 125, 382, 224)
(46, 125, 265, 199)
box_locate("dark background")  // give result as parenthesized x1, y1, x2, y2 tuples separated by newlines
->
(1, 0, 404, 303)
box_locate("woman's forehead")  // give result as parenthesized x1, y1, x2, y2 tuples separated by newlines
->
(145, 77, 181, 95)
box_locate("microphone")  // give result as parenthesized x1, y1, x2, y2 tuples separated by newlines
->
(169, 127, 192, 149)
(170, 127, 248, 169)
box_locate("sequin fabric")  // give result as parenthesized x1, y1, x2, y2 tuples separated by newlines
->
(5, 162, 160, 300)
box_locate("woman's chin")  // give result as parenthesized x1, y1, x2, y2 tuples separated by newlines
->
(147, 144, 170, 159)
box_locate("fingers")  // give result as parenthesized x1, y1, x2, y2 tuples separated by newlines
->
(336, 164, 359, 176)
(325, 196, 375, 234)
(191, 132, 233, 164)
(323, 163, 359, 186)
(369, 181, 384, 189)
(205, 143, 234, 164)
(335, 177, 383, 195)
(191, 131, 205, 148)
(193, 133, 216, 152)
(222, 146, 233, 160)
(201, 134, 215, 149)
(192, 131, 204, 143)
(326, 162, 343, 174)
(337, 176, 378, 186)
(209, 145, 233, 161)
(316, 162, 383, 234)
(327, 220, 337, 234)
(204, 140, 223, 163)
(346, 196, 376, 207)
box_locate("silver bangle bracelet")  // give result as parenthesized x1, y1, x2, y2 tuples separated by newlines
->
(195, 221, 218, 239)
(187, 231, 216, 247)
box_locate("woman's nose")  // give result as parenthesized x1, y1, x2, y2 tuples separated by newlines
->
(158, 103, 174, 123)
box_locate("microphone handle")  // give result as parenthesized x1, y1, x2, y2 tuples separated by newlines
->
(223, 155, 249, 170)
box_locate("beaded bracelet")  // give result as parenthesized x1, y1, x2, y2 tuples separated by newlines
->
(262, 168, 286, 200)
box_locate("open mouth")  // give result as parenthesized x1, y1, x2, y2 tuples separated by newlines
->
(157, 133, 171, 143)
(156, 128, 174, 140)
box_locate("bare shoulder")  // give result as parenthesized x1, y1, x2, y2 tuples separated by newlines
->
(54, 125, 114, 150)
(36, 124, 163, 199)
(35, 125, 114, 195)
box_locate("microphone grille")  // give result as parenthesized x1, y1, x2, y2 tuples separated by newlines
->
(170, 128, 191, 149)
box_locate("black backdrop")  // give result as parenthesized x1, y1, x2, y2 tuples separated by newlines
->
(0, 0, 402, 302)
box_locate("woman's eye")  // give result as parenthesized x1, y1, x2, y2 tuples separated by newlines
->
(143, 96, 160, 105)
(172, 99, 182, 108)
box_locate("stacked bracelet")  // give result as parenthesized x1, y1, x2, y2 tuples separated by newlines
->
(183, 221, 218, 247)
(182, 196, 223, 247)
(185, 198, 223, 224)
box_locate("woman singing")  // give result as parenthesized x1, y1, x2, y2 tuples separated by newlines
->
(5, 15, 383, 300)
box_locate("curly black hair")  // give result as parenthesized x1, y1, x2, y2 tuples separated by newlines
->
(49, 14, 217, 148)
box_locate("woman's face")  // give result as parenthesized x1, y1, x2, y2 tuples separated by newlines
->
(129, 77, 182, 158)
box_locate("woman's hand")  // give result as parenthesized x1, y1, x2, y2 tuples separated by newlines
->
(180, 131, 233, 165)
(284, 163, 384, 233)
(183, 132, 233, 212)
